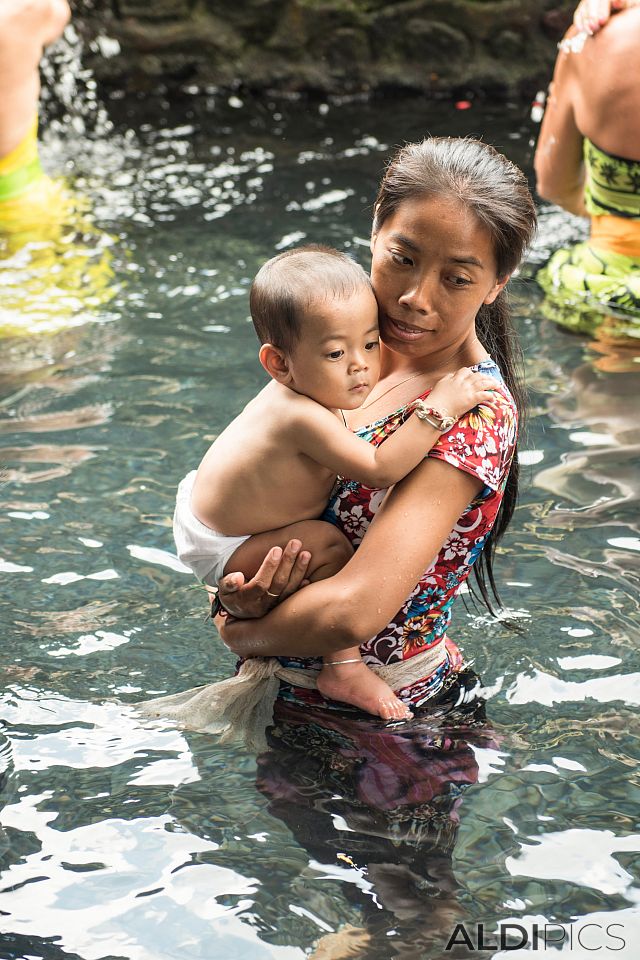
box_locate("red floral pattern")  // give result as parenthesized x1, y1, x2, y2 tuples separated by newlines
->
(279, 359, 517, 710)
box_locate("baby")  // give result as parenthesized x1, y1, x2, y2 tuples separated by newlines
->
(174, 246, 495, 720)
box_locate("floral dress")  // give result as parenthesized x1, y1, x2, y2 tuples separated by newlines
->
(278, 358, 518, 711)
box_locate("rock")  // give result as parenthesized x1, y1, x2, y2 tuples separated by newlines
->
(74, 0, 576, 98)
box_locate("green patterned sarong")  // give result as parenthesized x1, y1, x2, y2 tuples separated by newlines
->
(537, 241, 640, 340)
(537, 140, 640, 342)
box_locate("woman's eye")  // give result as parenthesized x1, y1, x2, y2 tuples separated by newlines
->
(449, 275, 472, 287)
(327, 350, 344, 360)
(364, 340, 379, 351)
(390, 251, 413, 267)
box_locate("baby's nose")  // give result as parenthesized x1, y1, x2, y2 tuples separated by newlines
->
(350, 352, 367, 371)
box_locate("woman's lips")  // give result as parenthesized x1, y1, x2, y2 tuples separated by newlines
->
(384, 315, 433, 340)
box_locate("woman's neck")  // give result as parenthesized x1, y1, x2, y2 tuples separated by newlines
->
(348, 338, 490, 429)
(378, 337, 489, 382)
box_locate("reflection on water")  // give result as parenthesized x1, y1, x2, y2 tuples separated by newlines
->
(0, 29, 639, 960)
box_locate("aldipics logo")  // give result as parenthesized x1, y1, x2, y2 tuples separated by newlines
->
(445, 921, 627, 952)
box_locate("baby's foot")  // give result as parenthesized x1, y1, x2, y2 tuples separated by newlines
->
(317, 660, 412, 721)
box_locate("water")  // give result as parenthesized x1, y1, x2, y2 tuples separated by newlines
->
(1, 31, 639, 960)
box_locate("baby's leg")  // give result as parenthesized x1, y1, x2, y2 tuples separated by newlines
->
(317, 649, 412, 721)
(226, 521, 411, 721)
(224, 519, 353, 584)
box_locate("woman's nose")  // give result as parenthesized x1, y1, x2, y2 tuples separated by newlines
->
(398, 274, 432, 314)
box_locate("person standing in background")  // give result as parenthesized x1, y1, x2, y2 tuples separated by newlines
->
(0, 0, 71, 227)
(534, 0, 640, 343)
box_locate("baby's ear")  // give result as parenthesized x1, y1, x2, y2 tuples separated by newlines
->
(259, 343, 291, 383)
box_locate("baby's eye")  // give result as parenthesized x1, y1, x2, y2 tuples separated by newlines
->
(364, 340, 379, 351)
(327, 349, 344, 360)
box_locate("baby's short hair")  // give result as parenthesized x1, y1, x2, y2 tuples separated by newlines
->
(250, 245, 373, 353)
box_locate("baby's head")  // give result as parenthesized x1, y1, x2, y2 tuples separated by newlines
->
(250, 245, 380, 410)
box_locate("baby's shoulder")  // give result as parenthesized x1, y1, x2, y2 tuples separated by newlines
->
(266, 383, 331, 423)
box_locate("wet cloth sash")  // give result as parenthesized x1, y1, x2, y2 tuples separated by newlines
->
(138, 638, 448, 753)
(0, 118, 43, 203)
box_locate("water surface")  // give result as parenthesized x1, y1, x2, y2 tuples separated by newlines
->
(1, 41, 639, 960)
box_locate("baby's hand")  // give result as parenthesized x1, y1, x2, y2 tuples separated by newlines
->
(427, 367, 497, 421)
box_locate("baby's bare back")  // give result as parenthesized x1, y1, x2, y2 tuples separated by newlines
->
(191, 382, 336, 536)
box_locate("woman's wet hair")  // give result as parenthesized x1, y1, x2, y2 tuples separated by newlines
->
(375, 137, 537, 618)
(250, 245, 373, 354)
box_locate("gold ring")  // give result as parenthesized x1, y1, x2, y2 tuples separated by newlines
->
(266, 589, 281, 598)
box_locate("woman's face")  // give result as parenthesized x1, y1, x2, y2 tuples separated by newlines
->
(370, 194, 508, 362)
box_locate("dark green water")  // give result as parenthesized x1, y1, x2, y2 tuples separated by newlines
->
(0, 41, 639, 960)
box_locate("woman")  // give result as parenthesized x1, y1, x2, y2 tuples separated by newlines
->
(534, 1, 640, 342)
(205, 136, 537, 724)
(147, 141, 535, 954)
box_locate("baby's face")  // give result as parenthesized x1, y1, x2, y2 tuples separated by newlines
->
(286, 286, 381, 410)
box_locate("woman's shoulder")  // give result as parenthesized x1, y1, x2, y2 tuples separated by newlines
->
(470, 358, 517, 416)
(425, 359, 518, 492)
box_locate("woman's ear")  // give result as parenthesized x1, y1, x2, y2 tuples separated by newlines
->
(483, 274, 511, 305)
(259, 343, 292, 383)
(370, 207, 380, 254)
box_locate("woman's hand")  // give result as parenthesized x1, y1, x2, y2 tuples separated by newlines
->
(573, 0, 630, 34)
(217, 539, 311, 620)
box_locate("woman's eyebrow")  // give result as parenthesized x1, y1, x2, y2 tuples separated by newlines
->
(389, 232, 420, 251)
(451, 255, 484, 268)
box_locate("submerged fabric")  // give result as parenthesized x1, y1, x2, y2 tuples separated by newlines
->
(537, 240, 640, 340)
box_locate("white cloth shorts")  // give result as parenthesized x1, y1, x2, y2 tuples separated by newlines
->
(173, 470, 250, 587)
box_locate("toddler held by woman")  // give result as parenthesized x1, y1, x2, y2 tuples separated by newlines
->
(174, 246, 495, 720)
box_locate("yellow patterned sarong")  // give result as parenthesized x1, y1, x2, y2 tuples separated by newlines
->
(0, 118, 115, 338)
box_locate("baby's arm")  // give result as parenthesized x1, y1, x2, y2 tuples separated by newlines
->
(296, 367, 496, 488)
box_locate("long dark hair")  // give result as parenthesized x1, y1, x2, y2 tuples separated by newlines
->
(374, 137, 537, 616)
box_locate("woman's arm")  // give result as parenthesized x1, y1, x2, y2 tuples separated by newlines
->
(534, 35, 587, 217)
(41, 0, 71, 47)
(221, 456, 483, 659)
